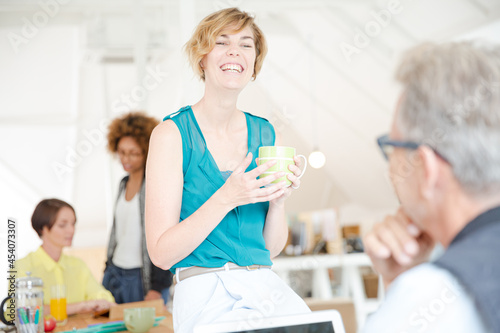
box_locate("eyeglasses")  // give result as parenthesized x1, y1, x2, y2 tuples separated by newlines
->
(376, 134, 448, 162)
(117, 150, 143, 159)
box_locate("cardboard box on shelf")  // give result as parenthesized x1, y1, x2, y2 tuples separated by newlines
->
(342, 225, 360, 238)
(304, 297, 357, 333)
(342, 225, 364, 253)
(363, 273, 379, 299)
(326, 239, 343, 255)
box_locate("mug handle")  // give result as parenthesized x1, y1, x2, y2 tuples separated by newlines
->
(295, 155, 308, 179)
(125, 314, 136, 330)
(0, 296, 15, 326)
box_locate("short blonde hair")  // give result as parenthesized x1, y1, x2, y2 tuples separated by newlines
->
(185, 7, 268, 81)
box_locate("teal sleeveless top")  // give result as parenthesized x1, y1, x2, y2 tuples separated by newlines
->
(163, 106, 276, 270)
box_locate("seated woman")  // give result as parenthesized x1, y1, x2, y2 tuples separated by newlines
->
(15, 198, 115, 314)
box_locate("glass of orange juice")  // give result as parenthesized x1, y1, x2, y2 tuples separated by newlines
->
(50, 285, 67, 325)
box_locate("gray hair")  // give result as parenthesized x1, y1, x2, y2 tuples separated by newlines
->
(395, 41, 500, 197)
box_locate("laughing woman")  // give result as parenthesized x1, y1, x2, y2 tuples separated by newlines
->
(145, 8, 310, 333)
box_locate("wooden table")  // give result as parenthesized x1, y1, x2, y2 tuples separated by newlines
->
(53, 309, 174, 333)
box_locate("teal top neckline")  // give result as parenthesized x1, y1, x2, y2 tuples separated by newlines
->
(220, 170, 233, 181)
(184, 105, 252, 177)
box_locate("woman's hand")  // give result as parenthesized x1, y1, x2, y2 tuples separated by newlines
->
(269, 155, 305, 208)
(144, 290, 162, 301)
(67, 299, 116, 315)
(263, 155, 305, 257)
(218, 152, 288, 209)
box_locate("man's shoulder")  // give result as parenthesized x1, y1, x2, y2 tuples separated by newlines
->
(393, 263, 453, 287)
(362, 263, 488, 333)
(386, 263, 462, 305)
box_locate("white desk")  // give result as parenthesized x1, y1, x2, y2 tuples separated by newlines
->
(272, 253, 382, 329)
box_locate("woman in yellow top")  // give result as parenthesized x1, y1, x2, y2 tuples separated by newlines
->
(15, 199, 115, 315)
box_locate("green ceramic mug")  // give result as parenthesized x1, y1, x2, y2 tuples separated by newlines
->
(124, 307, 155, 333)
(258, 146, 308, 186)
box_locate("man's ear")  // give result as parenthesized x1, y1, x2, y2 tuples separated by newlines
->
(417, 146, 440, 199)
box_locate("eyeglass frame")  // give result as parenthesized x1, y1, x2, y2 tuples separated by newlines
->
(376, 134, 448, 163)
(116, 150, 144, 159)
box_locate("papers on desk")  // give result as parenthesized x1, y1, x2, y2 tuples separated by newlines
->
(58, 316, 165, 333)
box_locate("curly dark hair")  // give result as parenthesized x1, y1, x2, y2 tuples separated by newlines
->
(107, 111, 159, 164)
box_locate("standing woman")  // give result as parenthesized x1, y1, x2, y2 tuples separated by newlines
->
(103, 112, 172, 304)
(146, 8, 310, 332)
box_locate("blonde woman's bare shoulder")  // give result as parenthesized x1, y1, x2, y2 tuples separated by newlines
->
(151, 118, 181, 143)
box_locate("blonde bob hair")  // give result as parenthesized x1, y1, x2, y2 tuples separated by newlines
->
(185, 7, 268, 81)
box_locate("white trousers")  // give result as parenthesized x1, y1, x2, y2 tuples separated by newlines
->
(173, 268, 311, 333)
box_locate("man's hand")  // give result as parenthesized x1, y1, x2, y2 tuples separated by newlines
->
(363, 207, 435, 288)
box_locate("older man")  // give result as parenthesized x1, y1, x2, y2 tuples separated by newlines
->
(362, 42, 500, 332)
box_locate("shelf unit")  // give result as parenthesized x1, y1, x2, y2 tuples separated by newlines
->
(272, 253, 383, 330)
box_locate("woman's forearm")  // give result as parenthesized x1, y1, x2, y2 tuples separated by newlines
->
(147, 189, 234, 270)
(64, 299, 114, 315)
(263, 202, 289, 258)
